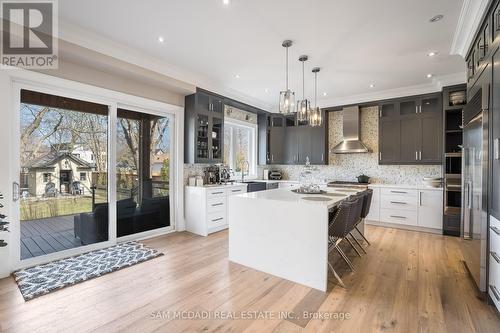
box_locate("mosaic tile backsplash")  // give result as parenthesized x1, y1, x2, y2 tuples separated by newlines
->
(258, 106, 442, 185)
(185, 106, 442, 185)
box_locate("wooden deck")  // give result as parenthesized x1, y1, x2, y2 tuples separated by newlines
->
(20, 215, 82, 260)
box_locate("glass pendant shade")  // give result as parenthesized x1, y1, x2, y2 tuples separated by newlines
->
(309, 107, 323, 127)
(308, 67, 323, 127)
(279, 40, 295, 114)
(296, 99, 310, 121)
(279, 89, 295, 114)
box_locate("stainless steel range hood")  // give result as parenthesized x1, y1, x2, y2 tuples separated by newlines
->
(331, 106, 370, 154)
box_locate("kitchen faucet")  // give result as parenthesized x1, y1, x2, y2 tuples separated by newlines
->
(241, 160, 250, 183)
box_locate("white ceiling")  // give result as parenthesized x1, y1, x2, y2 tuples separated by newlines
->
(58, 0, 466, 111)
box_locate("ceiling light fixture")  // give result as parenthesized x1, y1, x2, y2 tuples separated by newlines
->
(369, 84, 375, 88)
(309, 67, 323, 127)
(426, 73, 434, 78)
(264, 88, 269, 93)
(427, 51, 438, 57)
(429, 15, 444, 23)
(235, 74, 240, 79)
(223, 0, 230, 5)
(297, 55, 311, 122)
(323, 92, 328, 96)
(157, 36, 165, 43)
(279, 40, 295, 114)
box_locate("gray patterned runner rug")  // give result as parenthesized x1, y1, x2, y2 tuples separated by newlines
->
(14, 241, 163, 301)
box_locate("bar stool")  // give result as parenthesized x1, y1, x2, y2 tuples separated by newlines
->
(327, 195, 364, 287)
(351, 189, 373, 247)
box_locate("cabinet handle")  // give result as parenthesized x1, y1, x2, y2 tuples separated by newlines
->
(419, 105, 422, 113)
(491, 251, 500, 264)
(390, 215, 407, 219)
(12, 181, 19, 202)
(321, 153, 324, 162)
(419, 192, 422, 206)
(494, 138, 500, 160)
(419, 151, 422, 160)
(211, 191, 224, 195)
(491, 226, 500, 236)
(415, 151, 418, 161)
(379, 152, 382, 161)
(211, 217, 224, 222)
(416, 106, 419, 114)
(390, 190, 407, 194)
(490, 285, 500, 301)
(272, 154, 274, 162)
(390, 201, 407, 205)
(231, 189, 242, 192)
(211, 203, 224, 207)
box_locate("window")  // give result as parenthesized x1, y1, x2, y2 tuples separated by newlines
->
(224, 119, 257, 177)
(43, 173, 52, 183)
(80, 172, 87, 181)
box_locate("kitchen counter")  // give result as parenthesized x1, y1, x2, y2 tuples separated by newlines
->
(228, 185, 364, 291)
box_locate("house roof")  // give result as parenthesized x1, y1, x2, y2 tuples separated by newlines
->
(25, 151, 95, 169)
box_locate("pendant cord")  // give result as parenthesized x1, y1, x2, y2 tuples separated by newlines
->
(285, 47, 289, 90)
(302, 61, 305, 99)
(314, 72, 317, 108)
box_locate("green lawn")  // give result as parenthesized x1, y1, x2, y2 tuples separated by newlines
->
(20, 195, 107, 221)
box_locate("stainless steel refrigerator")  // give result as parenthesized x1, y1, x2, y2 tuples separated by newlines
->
(461, 90, 489, 292)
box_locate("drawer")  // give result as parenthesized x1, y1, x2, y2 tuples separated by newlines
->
(207, 212, 227, 229)
(380, 195, 417, 211)
(488, 255, 500, 311)
(491, 218, 500, 254)
(228, 186, 247, 196)
(380, 188, 418, 198)
(207, 196, 227, 213)
(380, 208, 418, 226)
(206, 188, 227, 198)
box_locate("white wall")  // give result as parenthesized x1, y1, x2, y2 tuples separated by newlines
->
(0, 71, 13, 278)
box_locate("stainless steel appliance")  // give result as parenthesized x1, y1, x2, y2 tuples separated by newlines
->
(461, 89, 489, 292)
(330, 106, 370, 154)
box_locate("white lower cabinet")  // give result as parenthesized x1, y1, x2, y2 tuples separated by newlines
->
(489, 216, 500, 311)
(185, 184, 247, 236)
(366, 186, 442, 232)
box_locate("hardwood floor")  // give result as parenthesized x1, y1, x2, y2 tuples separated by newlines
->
(0, 225, 499, 332)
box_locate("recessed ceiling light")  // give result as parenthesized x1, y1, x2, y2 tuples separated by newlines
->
(429, 15, 444, 23)
(157, 36, 165, 43)
(223, 0, 230, 5)
(264, 88, 269, 93)
(322, 92, 328, 96)
(426, 73, 434, 78)
(427, 51, 438, 57)
(369, 84, 375, 88)
(235, 74, 240, 79)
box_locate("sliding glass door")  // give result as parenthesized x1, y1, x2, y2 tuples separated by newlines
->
(15, 86, 176, 265)
(116, 108, 172, 238)
(18, 90, 109, 260)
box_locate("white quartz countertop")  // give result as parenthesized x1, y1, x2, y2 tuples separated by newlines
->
(234, 186, 363, 209)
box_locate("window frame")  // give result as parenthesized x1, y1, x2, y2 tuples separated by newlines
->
(224, 118, 258, 179)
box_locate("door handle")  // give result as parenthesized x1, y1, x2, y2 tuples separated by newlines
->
(491, 251, 500, 264)
(12, 182, 19, 202)
(491, 226, 500, 236)
(490, 285, 500, 301)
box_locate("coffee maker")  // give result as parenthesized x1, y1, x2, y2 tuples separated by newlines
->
(204, 165, 220, 185)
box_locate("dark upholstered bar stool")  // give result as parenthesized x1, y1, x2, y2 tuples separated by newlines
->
(327, 195, 364, 287)
(350, 189, 373, 248)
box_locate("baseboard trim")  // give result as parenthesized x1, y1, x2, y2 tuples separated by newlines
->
(365, 220, 442, 235)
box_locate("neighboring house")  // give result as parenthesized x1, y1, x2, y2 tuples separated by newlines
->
(23, 151, 95, 197)
(151, 150, 169, 179)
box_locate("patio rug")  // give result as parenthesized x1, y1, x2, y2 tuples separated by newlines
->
(13, 241, 163, 301)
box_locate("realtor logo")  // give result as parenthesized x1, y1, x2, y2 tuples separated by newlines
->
(1, 0, 58, 69)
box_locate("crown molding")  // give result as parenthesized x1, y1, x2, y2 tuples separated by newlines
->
(450, 0, 491, 57)
(58, 21, 274, 111)
(318, 72, 466, 110)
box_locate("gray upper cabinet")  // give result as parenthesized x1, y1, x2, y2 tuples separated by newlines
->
(184, 91, 225, 164)
(259, 112, 327, 166)
(379, 93, 442, 165)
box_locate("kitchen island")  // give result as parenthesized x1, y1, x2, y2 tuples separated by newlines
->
(228, 186, 363, 292)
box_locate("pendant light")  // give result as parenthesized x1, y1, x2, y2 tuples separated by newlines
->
(297, 55, 311, 122)
(279, 40, 295, 114)
(309, 67, 323, 127)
